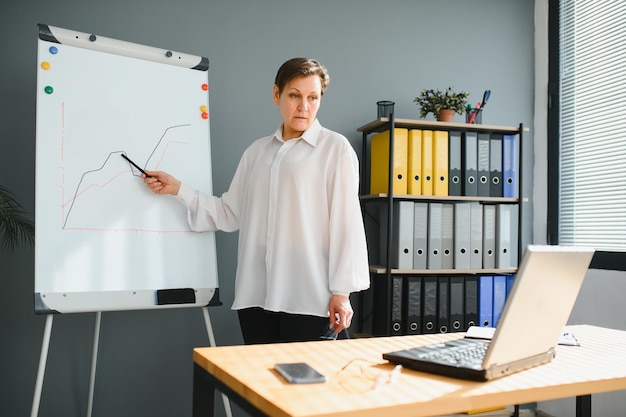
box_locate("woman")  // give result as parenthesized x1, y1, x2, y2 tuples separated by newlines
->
(143, 57, 369, 344)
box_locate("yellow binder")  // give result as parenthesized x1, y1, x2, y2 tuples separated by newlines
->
(407, 129, 422, 195)
(370, 128, 408, 194)
(433, 130, 449, 196)
(421, 129, 433, 196)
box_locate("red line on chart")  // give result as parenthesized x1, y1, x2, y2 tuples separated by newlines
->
(62, 169, 129, 208)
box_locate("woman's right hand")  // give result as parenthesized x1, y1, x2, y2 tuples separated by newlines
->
(143, 171, 181, 196)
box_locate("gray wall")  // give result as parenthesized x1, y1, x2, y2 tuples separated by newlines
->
(1, 1, 536, 417)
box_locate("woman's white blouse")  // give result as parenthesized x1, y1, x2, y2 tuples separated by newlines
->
(176, 120, 370, 317)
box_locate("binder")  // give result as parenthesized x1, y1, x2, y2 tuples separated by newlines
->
(462, 131, 478, 196)
(448, 131, 463, 196)
(469, 202, 483, 270)
(477, 132, 490, 197)
(492, 275, 507, 327)
(464, 275, 478, 329)
(437, 276, 450, 333)
(482, 204, 496, 269)
(370, 128, 408, 194)
(421, 129, 433, 196)
(372, 275, 404, 336)
(390, 275, 404, 335)
(441, 203, 454, 269)
(407, 129, 422, 195)
(453, 202, 471, 269)
(380, 201, 414, 269)
(477, 275, 494, 327)
(449, 276, 465, 332)
(489, 133, 503, 197)
(433, 130, 449, 196)
(502, 134, 518, 198)
(505, 274, 515, 297)
(495, 204, 518, 269)
(495, 204, 510, 269)
(510, 204, 519, 268)
(403, 276, 422, 334)
(413, 202, 428, 270)
(422, 276, 438, 334)
(427, 202, 443, 270)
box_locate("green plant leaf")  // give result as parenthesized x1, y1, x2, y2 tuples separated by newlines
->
(413, 86, 470, 118)
(0, 185, 35, 252)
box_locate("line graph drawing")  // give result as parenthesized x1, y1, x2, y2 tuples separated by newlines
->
(62, 124, 191, 230)
(34, 28, 218, 311)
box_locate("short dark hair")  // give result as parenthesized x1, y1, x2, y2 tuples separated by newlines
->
(274, 58, 330, 96)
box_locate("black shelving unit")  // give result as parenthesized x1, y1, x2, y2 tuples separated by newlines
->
(356, 116, 525, 336)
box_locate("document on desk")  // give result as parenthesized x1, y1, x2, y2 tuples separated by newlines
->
(465, 326, 580, 346)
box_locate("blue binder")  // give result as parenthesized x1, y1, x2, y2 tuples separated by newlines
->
(502, 134, 518, 198)
(478, 275, 494, 327)
(492, 275, 507, 327)
(506, 274, 515, 297)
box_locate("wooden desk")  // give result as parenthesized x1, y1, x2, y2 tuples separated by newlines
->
(193, 325, 626, 417)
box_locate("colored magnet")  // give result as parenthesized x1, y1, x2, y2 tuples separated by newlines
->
(44, 86, 54, 94)
(41, 61, 51, 70)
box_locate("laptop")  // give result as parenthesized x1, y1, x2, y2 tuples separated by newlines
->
(382, 245, 595, 381)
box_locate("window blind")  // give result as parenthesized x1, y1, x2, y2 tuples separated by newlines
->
(558, 0, 626, 251)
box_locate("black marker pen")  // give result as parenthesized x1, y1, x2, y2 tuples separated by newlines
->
(121, 153, 152, 178)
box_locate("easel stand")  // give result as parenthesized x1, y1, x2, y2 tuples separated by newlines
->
(31, 307, 232, 417)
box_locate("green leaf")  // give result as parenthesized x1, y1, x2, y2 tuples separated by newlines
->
(413, 86, 470, 118)
(0, 185, 35, 252)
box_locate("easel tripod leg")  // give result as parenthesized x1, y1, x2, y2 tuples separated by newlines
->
(31, 314, 54, 417)
(202, 307, 233, 417)
(87, 311, 102, 417)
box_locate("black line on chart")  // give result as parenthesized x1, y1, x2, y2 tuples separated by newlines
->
(62, 124, 190, 229)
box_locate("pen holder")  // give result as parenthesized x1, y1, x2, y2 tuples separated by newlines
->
(377, 100, 395, 118)
(466, 108, 483, 124)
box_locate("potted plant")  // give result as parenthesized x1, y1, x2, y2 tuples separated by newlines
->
(0, 184, 35, 252)
(413, 86, 470, 122)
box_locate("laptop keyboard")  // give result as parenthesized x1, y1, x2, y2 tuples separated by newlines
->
(413, 338, 489, 367)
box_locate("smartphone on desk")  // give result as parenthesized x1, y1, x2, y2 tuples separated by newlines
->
(274, 362, 327, 384)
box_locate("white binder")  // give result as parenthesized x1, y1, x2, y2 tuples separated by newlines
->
(469, 202, 483, 269)
(454, 202, 471, 269)
(413, 202, 428, 270)
(496, 204, 519, 269)
(380, 201, 414, 269)
(428, 203, 443, 269)
(483, 204, 497, 269)
(441, 203, 454, 269)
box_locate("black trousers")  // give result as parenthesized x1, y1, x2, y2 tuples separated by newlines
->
(237, 307, 349, 345)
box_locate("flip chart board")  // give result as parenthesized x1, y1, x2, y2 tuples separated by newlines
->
(34, 24, 218, 313)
